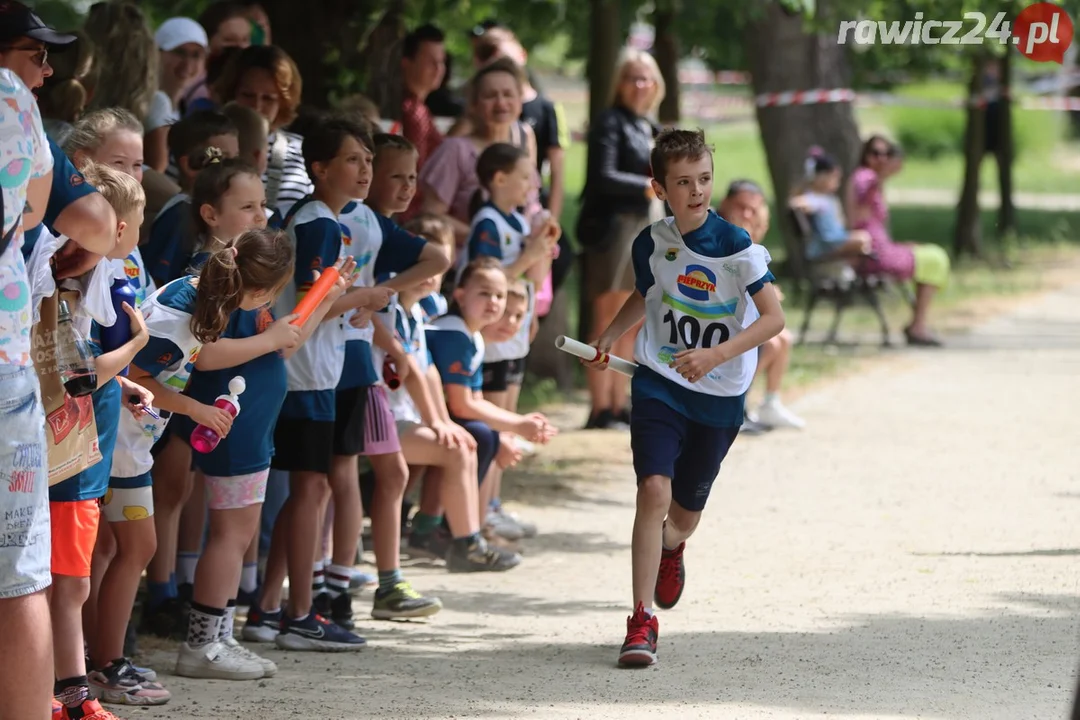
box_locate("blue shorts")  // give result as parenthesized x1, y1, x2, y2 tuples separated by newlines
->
(630, 398, 739, 512)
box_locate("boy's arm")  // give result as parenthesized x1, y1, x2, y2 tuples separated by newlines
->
(93, 304, 149, 388)
(593, 291, 647, 354)
(378, 242, 449, 294)
(444, 384, 528, 434)
(670, 283, 785, 382)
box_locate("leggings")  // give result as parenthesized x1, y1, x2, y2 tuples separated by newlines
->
(451, 418, 500, 485)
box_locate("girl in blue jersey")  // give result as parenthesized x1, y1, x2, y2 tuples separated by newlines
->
(427, 257, 557, 522)
(90, 230, 305, 701)
(466, 143, 559, 541)
(585, 129, 785, 668)
(141, 111, 240, 286)
(381, 266, 522, 572)
(167, 243, 353, 681)
(141, 153, 272, 640)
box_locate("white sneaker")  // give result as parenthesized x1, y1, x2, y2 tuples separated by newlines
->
(175, 641, 264, 680)
(756, 398, 806, 429)
(493, 507, 538, 538)
(484, 511, 525, 541)
(223, 636, 277, 677)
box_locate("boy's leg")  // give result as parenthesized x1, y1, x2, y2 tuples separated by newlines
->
(50, 500, 104, 715)
(92, 483, 171, 705)
(363, 387, 442, 619)
(144, 435, 193, 617)
(176, 470, 207, 591)
(619, 398, 694, 667)
(83, 520, 116, 657)
(323, 387, 369, 628)
(653, 420, 740, 612)
(271, 416, 365, 651)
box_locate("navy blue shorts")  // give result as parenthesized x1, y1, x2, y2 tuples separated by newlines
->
(629, 398, 740, 512)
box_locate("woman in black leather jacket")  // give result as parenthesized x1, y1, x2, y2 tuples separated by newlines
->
(576, 48, 664, 430)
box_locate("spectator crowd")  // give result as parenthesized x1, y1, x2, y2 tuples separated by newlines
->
(0, 1, 949, 717)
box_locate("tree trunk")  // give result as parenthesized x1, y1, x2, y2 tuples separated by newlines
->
(995, 51, 1015, 239)
(586, 0, 622, 128)
(263, 0, 382, 109)
(653, 0, 681, 125)
(361, 4, 408, 120)
(954, 54, 987, 259)
(578, 0, 624, 345)
(743, 0, 861, 282)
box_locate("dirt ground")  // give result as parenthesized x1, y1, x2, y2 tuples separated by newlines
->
(129, 282, 1080, 720)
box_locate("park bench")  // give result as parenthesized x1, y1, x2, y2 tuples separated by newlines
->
(788, 206, 904, 347)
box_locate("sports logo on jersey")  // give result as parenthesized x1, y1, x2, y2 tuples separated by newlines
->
(448, 360, 468, 376)
(70, 173, 84, 187)
(665, 249, 678, 262)
(256, 306, 274, 333)
(676, 265, 716, 301)
(340, 223, 352, 247)
(478, 229, 498, 248)
(352, 251, 373, 270)
(123, 259, 140, 281)
(657, 346, 677, 364)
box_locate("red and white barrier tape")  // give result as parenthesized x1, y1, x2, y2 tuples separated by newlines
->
(755, 88, 858, 107)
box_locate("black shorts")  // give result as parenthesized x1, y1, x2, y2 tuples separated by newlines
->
(332, 386, 369, 457)
(482, 357, 526, 392)
(270, 417, 335, 475)
(630, 398, 740, 512)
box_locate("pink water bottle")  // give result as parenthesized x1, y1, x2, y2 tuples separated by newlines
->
(190, 376, 246, 453)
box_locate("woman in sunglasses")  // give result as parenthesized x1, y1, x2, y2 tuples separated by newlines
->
(847, 135, 950, 346)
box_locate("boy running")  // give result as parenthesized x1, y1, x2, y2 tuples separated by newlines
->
(585, 129, 785, 667)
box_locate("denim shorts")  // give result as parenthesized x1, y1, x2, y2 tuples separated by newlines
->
(0, 365, 51, 598)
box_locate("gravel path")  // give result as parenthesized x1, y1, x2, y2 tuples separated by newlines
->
(134, 283, 1080, 720)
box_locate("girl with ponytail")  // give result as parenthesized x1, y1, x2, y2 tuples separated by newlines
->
(91, 230, 352, 697)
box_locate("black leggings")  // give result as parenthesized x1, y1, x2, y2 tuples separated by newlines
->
(452, 418, 500, 485)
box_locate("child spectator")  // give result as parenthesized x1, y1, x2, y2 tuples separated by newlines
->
(467, 142, 558, 539)
(167, 237, 352, 680)
(426, 257, 557, 526)
(790, 147, 872, 262)
(91, 235, 301, 700)
(43, 162, 155, 720)
(583, 130, 784, 667)
(221, 100, 270, 177)
(242, 118, 400, 651)
(320, 131, 448, 629)
(64, 108, 157, 305)
(140, 155, 272, 638)
(381, 267, 520, 571)
(142, 110, 239, 286)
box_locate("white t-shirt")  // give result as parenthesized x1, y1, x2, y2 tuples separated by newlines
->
(145, 90, 179, 133)
(0, 69, 54, 367)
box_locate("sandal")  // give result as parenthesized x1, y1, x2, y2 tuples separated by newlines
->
(904, 327, 943, 347)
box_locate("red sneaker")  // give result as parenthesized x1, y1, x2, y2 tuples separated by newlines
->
(618, 602, 659, 667)
(60, 698, 122, 720)
(52, 698, 63, 720)
(654, 541, 686, 609)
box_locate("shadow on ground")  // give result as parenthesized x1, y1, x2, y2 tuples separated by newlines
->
(142, 595, 1080, 720)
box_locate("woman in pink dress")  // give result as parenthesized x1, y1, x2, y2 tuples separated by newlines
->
(847, 136, 950, 346)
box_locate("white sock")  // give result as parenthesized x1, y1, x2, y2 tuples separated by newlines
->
(325, 564, 352, 599)
(240, 563, 258, 594)
(643, 607, 656, 617)
(219, 601, 237, 641)
(763, 392, 778, 405)
(177, 552, 199, 586)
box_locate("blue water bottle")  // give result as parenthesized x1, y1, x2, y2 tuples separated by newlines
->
(99, 277, 137, 376)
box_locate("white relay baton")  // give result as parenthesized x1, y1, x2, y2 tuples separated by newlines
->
(555, 336, 638, 378)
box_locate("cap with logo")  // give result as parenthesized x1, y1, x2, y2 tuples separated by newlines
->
(0, 0, 77, 46)
(154, 17, 209, 52)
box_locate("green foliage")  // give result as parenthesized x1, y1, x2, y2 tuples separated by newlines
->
(892, 106, 965, 159)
